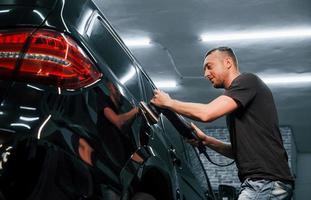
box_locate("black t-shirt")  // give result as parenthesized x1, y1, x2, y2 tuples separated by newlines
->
(224, 73, 294, 183)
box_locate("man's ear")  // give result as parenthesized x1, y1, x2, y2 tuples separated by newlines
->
(224, 57, 233, 69)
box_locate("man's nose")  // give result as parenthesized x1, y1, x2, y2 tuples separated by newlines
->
(204, 70, 210, 79)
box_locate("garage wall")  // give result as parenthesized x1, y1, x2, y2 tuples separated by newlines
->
(295, 153, 311, 200)
(200, 127, 295, 191)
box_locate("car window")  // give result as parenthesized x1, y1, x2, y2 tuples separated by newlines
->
(86, 15, 142, 100)
(140, 72, 155, 101)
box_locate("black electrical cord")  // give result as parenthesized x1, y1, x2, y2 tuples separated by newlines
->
(196, 142, 235, 167)
(192, 146, 216, 200)
(152, 105, 235, 167)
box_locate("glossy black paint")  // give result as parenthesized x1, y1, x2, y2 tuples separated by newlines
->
(0, 0, 56, 8)
(0, 6, 51, 28)
(0, 0, 215, 199)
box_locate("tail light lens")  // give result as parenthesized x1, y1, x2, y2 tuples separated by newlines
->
(0, 29, 102, 90)
(0, 29, 30, 77)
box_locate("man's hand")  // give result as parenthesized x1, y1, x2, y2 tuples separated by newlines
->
(188, 123, 234, 159)
(186, 122, 210, 146)
(150, 89, 173, 108)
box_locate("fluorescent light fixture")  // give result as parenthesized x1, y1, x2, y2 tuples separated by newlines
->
(27, 84, 44, 91)
(154, 81, 177, 88)
(0, 10, 11, 14)
(20, 106, 37, 111)
(6, 146, 12, 151)
(259, 74, 311, 85)
(10, 123, 31, 130)
(124, 38, 151, 47)
(201, 28, 311, 42)
(83, 78, 101, 88)
(20, 116, 40, 122)
(37, 115, 51, 139)
(0, 128, 15, 133)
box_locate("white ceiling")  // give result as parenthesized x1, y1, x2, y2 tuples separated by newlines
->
(93, 0, 311, 153)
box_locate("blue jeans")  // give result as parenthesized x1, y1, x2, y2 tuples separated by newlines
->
(238, 178, 293, 200)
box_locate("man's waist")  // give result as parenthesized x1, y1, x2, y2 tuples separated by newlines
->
(246, 176, 295, 187)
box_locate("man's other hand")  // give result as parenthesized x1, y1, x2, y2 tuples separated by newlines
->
(186, 122, 209, 146)
(150, 89, 173, 108)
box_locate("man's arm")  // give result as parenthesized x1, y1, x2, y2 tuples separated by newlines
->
(190, 123, 234, 159)
(151, 89, 238, 122)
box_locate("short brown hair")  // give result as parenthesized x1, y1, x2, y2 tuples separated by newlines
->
(205, 47, 238, 67)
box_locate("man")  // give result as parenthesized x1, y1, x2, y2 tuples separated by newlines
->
(151, 47, 294, 199)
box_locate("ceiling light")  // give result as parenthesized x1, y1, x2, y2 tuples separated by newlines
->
(20, 116, 40, 122)
(20, 106, 37, 111)
(124, 38, 151, 47)
(37, 115, 51, 139)
(201, 28, 311, 42)
(259, 74, 311, 85)
(10, 123, 31, 130)
(0, 10, 11, 14)
(154, 81, 177, 88)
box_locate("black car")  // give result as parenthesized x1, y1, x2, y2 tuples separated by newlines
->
(0, 0, 216, 199)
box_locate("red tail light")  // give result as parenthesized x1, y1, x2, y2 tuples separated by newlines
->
(0, 29, 30, 76)
(0, 29, 102, 90)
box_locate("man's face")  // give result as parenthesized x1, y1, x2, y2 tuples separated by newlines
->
(203, 51, 227, 88)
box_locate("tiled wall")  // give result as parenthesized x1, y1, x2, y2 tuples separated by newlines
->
(199, 126, 294, 190)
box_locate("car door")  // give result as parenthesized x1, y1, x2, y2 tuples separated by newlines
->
(139, 70, 219, 200)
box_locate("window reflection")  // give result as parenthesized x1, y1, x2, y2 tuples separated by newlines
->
(93, 80, 139, 173)
(87, 17, 142, 100)
(77, 137, 94, 166)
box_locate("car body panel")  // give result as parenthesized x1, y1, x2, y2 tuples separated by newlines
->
(0, 0, 214, 199)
